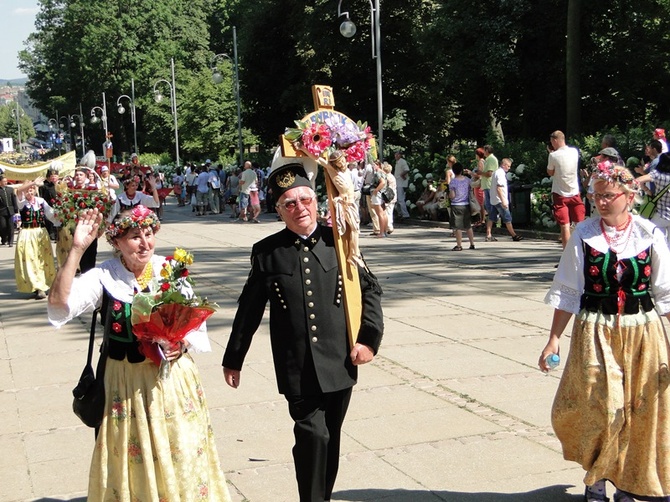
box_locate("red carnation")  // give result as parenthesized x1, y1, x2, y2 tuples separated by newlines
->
(181, 269, 189, 278)
(160, 282, 170, 291)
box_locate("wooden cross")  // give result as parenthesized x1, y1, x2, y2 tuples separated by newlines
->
(279, 85, 377, 349)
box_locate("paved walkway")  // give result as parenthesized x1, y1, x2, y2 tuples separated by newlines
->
(1, 203, 660, 501)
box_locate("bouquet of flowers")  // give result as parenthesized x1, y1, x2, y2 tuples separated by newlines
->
(131, 248, 216, 378)
(284, 116, 374, 163)
(52, 184, 113, 232)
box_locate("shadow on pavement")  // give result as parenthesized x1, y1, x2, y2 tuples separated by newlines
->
(334, 484, 582, 501)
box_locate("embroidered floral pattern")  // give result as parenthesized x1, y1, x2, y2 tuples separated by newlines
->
(198, 482, 209, 498)
(127, 436, 143, 464)
(111, 394, 127, 421)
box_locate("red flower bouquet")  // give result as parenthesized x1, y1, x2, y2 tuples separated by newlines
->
(131, 248, 216, 378)
(52, 185, 113, 232)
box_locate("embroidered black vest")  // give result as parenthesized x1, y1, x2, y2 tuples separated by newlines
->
(19, 202, 46, 228)
(580, 242, 655, 315)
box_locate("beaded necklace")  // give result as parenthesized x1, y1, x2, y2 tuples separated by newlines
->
(121, 257, 153, 291)
(600, 214, 633, 254)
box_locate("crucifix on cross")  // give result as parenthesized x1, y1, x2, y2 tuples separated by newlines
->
(277, 85, 378, 349)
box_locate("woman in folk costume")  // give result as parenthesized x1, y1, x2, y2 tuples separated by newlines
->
(14, 178, 59, 299)
(539, 162, 670, 502)
(48, 206, 231, 501)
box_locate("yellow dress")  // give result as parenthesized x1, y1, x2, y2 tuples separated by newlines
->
(88, 355, 231, 502)
(546, 216, 670, 499)
(14, 198, 57, 293)
(47, 256, 231, 502)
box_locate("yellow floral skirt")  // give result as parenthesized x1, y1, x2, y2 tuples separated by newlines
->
(552, 309, 670, 498)
(14, 227, 56, 293)
(88, 354, 231, 502)
(56, 226, 73, 269)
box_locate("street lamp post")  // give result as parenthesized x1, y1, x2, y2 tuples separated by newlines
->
(91, 93, 109, 166)
(152, 58, 180, 167)
(90, 92, 109, 136)
(212, 26, 243, 167)
(58, 114, 72, 153)
(47, 117, 60, 155)
(117, 78, 139, 156)
(338, 0, 383, 157)
(12, 101, 22, 153)
(69, 103, 87, 157)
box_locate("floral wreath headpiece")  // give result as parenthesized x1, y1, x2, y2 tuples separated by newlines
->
(593, 161, 638, 190)
(106, 205, 160, 243)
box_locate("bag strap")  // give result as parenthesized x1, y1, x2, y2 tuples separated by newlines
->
(650, 182, 670, 204)
(86, 309, 100, 367)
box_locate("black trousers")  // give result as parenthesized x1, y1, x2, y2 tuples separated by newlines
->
(0, 214, 14, 245)
(286, 387, 353, 502)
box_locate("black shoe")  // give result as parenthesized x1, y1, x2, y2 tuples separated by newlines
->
(512, 235, 523, 241)
(34, 289, 47, 300)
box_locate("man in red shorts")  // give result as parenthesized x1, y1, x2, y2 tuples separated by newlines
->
(547, 130, 585, 248)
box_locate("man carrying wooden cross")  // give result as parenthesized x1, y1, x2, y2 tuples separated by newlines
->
(222, 162, 384, 502)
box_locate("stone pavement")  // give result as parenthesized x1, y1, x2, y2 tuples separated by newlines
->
(2, 203, 659, 502)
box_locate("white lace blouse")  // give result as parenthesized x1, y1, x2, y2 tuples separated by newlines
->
(544, 215, 670, 315)
(47, 254, 211, 352)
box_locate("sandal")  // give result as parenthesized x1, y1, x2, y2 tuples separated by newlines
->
(469, 244, 475, 250)
(584, 486, 609, 502)
(452, 245, 463, 251)
(512, 235, 523, 241)
(485, 236, 497, 242)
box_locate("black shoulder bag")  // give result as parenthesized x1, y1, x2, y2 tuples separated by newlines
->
(72, 309, 107, 428)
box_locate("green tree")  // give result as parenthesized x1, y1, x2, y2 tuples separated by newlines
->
(0, 104, 36, 148)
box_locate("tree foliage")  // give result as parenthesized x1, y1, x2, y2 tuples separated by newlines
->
(17, 0, 670, 165)
(0, 104, 36, 146)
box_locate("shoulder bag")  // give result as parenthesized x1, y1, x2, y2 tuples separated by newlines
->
(382, 187, 395, 203)
(639, 183, 670, 219)
(72, 309, 107, 428)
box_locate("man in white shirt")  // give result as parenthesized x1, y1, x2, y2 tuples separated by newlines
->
(547, 130, 585, 248)
(487, 158, 522, 242)
(394, 151, 410, 218)
(238, 161, 257, 222)
(196, 166, 211, 216)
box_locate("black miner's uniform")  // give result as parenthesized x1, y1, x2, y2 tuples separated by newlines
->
(223, 224, 383, 501)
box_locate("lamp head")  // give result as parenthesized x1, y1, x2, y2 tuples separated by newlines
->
(91, 116, 99, 124)
(118, 105, 126, 115)
(71, 121, 76, 128)
(154, 91, 163, 103)
(340, 18, 357, 38)
(212, 71, 223, 85)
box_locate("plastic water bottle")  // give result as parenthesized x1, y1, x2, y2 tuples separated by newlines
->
(545, 353, 560, 370)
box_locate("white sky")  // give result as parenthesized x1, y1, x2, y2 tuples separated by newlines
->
(0, 0, 39, 80)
